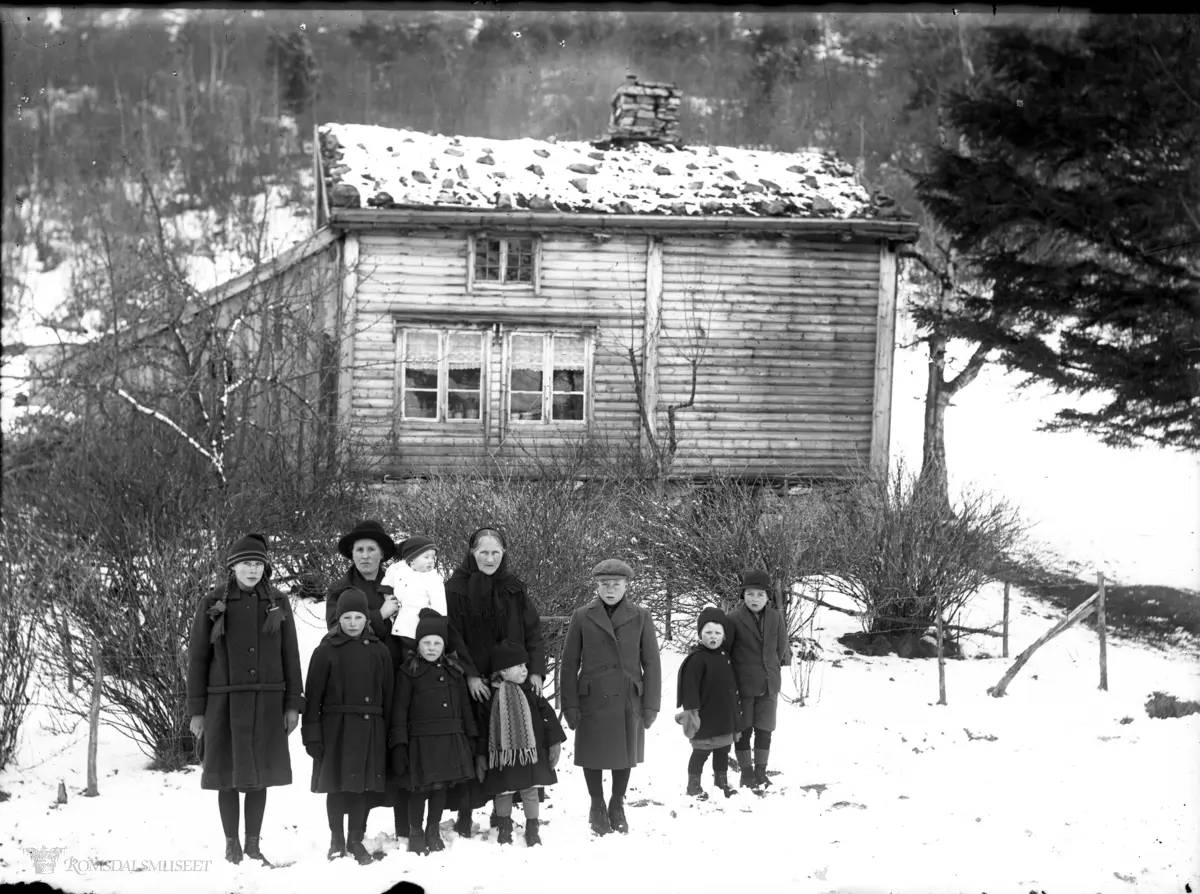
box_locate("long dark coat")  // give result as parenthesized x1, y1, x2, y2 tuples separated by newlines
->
(676, 646, 742, 741)
(443, 574, 546, 680)
(477, 681, 567, 797)
(727, 602, 791, 698)
(325, 567, 403, 669)
(186, 581, 304, 791)
(390, 654, 478, 792)
(560, 597, 662, 770)
(302, 628, 394, 795)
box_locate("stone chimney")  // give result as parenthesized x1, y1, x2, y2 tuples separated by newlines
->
(607, 75, 682, 147)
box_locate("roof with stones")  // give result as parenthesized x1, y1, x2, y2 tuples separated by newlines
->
(318, 123, 910, 221)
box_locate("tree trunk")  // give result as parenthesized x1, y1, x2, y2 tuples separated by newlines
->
(919, 329, 951, 502)
(86, 639, 102, 797)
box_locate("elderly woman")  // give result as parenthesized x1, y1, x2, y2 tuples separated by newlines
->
(443, 526, 545, 838)
(560, 559, 662, 837)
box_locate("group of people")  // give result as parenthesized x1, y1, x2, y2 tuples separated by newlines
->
(185, 521, 791, 868)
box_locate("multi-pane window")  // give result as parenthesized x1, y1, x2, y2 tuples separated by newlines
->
(508, 332, 587, 423)
(400, 328, 484, 422)
(472, 235, 536, 287)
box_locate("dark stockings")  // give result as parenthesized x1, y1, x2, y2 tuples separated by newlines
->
(407, 788, 448, 829)
(611, 768, 630, 800)
(326, 793, 345, 834)
(343, 792, 370, 833)
(688, 745, 730, 775)
(583, 767, 631, 800)
(218, 788, 267, 838)
(736, 727, 773, 751)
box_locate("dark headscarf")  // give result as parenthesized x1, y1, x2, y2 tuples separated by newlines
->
(444, 527, 524, 653)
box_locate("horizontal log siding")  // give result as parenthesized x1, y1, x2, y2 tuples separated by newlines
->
(352, 231, 646, 475)
(658, 237, 880, 477)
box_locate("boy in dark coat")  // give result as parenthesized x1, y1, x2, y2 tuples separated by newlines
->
(675, 604, 742, 800)
(727, 569, 792, 789)
(187, 534, 305, 866)
(391, 608, 479, 855)
(474, 640, 566, 847)
(303, 588, 395, 865)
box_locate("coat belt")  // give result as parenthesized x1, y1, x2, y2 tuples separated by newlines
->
(207, 682, 286, 694)
(322, 705, 383, 714)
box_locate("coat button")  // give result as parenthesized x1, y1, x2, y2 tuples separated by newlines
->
(365, 697, 371, 703)
(249, 669, 256, 676)
(249, 647, 255, 653)
(442, 702, 448, 708)
(439, 676, 445, 681)
(364, 715, 370, 721)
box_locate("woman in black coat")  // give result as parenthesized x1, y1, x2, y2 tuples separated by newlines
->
(443, 526, 545, 837)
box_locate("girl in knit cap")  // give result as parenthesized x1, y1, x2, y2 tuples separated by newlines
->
(187, 534, 304, 866)
(474, 640, 566, 847)
(303, 587, 395, 865)
(390, 607, 478, 855)
(726, 569, 791, 790)
(675, 604, 742, 801)
(382, 535, 447, 662)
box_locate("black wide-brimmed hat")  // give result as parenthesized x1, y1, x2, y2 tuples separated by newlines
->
(337, 520, 397, 562)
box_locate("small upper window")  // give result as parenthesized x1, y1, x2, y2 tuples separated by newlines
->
(472, 235, 536, 288)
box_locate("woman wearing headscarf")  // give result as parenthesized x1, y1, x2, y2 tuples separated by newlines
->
(443, 526, 545, 838)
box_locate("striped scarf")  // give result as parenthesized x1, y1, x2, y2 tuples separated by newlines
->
(488, 680, 538, 769)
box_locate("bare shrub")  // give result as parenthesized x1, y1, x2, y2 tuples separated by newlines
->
(817, 464, 1027, 638)
(1144, 691, 1200, 720)
(0, 524, 42, 771)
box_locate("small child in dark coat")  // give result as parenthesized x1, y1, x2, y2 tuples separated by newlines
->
(474, 640, 567, 847)
(390, 608, 478, 855)
(303, 587, 395, 865)
(675, 604, 742, 800)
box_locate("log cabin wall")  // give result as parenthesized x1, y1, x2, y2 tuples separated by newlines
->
(351, 229, 647, 475)
(657, 235, 881, 477)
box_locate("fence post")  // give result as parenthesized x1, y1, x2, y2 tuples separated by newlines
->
(935, 593, 947, 705)
(1002, 581, 1010, 659)
(86, 638, 102, 797)
(1097, 571, 1108, 691)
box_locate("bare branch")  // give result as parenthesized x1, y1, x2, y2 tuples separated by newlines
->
(113, 387, 226, 484)
(944, 343, 992, 396)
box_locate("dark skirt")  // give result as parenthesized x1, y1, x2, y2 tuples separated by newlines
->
(401, 733, 474, 794)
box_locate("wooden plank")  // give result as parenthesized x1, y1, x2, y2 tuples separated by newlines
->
(643, 236, 663, 449)
(337, 234, 359, 445)
(870, 242, 898, 476)
(987, 590, 1100, 698)
(1097, 572, 1108, 691)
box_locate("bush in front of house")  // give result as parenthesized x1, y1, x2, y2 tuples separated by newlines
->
(817, 464, 1027, 642)
(1144, 691, 1200, 720)
(0, 523, 42, 772)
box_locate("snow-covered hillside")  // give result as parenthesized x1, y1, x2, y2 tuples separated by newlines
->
(2, 585, 1197, 893)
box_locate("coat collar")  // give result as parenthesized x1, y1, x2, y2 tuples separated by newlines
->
(401, 652, 464, 678)
(585, 595, 636, 639)
(326, 628, 380, 647)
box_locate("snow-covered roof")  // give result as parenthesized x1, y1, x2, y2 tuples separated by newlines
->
(319, 123, 910, 221)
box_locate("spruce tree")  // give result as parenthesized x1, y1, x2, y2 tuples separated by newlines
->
(914, 14, 1200, 450)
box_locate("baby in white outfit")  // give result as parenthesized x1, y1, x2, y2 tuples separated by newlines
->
(382, 535, 446, 659)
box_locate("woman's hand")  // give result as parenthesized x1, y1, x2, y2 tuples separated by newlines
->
(284, 709, 299, 734)
(380, 595, 399, 620)
(467, 676, 491, 701)
(190, 715, 204, 739)
(528, 674, 543, 697)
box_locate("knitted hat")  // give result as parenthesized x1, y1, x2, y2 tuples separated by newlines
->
(414, 607, 447, 643)
(697, 603, 728, 637)
(227, 533, 271, 579)
(337, 520, 397, 561)
(592, 558, 633, 580)
(335, 587, 369, 619)
(491, 639, 529, 672)
(740, 569, 772, 598)
(400, 536, 437, 564)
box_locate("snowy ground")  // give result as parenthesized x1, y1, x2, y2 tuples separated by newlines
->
(3, 584, 1198, 894)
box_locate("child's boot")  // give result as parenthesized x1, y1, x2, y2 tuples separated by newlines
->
(607, 795, 628, 834)
(686, 774, 708, 800)
(425, 822, 445, 853)
(496, 815, 514, 845)
(327, 820, 347, 861)
(754, 748, 772, 788)
(243, 835, 270, 864)
(588, 796, 612, 835)
(406, 825, 427, 855)
(714, 771, 738, 798)
(524, 817, 542, 847)
(454, 808, 473, 838)
(224, 837, 243, 865)
(346, 827, 373, 866)
(736, 750, 756, 788)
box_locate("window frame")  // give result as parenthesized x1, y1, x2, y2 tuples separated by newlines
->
(466, 233, 541, 294)
(503, 329, 593, 427)
(395, 325, 488, 426)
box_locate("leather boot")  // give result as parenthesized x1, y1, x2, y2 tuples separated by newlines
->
(714, 771, 738, 798)
(243, 835, 269, 864)
(524, 817, 542, 847)
(754, 748, 772, 788)
(496, 815, 514, 845)
(425, 822, 445, 853)
(406, 825, 427, 855)
(224, 837, 243, 865)
(453, 809, 473, 838)
(608, 795, 628, 834)
(588, 796, 612, 835)
(346, 826, 372, 865)
(327, 823, 347, 861)
(736, 750, 756, 788)
(686, 773, 708, 800)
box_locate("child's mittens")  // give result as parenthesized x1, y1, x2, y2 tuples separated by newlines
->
(305, 742, 324, 762)
(549, 742, 561, 769)
(474, 755, 487, 783)
(564, 708, 581, 730)
(642, 708, 658, 729)
(674, 709, 701, 739)
(392, 744, 408, 776)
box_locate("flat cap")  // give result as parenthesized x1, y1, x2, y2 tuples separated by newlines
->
(592, 558, 634, 580)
